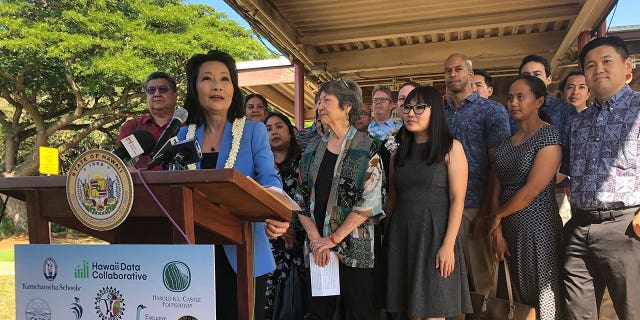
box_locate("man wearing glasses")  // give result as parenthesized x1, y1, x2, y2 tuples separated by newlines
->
(368, 85, 402, 141)
(444, 54, 511, 301)
(118, 71, 178, 169)
(355, 103, 372, 134)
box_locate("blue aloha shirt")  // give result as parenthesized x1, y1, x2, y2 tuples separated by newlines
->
(510, 94, 577, 188)
(446, 92, 511, 208)
(368, 117, 403, 142)
(294, 126, 385, 268)
(564, 85, 640, 209)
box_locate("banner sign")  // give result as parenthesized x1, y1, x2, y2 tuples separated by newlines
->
(15, 244, 215, 320)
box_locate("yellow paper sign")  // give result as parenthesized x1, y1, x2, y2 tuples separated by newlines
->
(39, 146, 59, 175)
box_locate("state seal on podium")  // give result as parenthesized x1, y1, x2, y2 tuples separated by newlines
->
(66, 149, 134, 231)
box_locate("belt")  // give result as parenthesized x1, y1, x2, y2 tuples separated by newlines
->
(573, 206, 640, 223)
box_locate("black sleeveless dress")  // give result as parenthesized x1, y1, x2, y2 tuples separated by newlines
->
(387, 142, 471, 317)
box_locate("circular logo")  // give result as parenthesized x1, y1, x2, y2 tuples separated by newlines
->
(66, 150, 133, 231)
(42, 257, 57, 281)
(178, 316, 198, 320)
(163, 261, 191, 292)
(95, 286, 125, 320)
(25, 298, 51, 320)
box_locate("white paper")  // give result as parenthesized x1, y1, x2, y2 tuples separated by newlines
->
(310, 251, 341, 296)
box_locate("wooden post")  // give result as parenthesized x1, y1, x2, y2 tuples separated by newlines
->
(294, 60, 305, 130)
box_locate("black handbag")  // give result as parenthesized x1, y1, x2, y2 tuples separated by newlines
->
(271, 264, 307, 320)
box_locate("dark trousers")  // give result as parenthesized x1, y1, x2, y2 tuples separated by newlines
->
(215, 246, 267, 320)
(563, 211, 640, 320)
(308, 264, 375, 320)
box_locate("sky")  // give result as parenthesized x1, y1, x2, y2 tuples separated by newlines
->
(190, 0, 640, 56)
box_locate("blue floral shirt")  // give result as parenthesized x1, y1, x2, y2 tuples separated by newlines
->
(446, 92, 511, 208)
(368, 117, 402, 141)
(566, 85, 640, 210)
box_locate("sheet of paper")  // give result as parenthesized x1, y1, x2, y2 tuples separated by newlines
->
(310, 251, 340, 296)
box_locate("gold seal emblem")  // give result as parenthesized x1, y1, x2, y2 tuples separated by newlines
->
(66, 150, 134, 231)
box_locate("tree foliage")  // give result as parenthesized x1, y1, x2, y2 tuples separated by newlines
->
(0, 0, 272, 176)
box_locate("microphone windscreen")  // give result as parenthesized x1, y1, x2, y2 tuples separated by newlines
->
(132, 130, 156, 155)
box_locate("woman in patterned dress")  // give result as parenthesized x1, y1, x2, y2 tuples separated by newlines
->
(264, 112, 308, 319)
(489, 74, 565, 319)
(294, 78, 385, 320)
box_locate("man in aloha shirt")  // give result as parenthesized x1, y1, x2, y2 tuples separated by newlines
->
(444, 53, 511, 297)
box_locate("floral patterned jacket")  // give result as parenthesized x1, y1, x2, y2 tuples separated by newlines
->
(294, 126, 385, 268)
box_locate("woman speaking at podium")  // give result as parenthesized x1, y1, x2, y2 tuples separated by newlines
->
(175, 50, 289, 320)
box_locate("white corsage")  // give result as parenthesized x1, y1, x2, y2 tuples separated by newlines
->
(383, 130, 399, 152)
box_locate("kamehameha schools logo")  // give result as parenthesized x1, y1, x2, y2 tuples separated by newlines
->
(66, 150, 133, 231)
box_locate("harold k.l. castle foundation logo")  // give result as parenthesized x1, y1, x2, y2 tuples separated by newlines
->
(66, 150, 133, 231)
(42, 257, 57, 281)
(95, 286, 125, 320)
(163, 261, 191, 292)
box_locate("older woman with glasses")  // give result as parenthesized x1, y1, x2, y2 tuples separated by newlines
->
(386, 86, 471, 320)
(294, 78, 384, 320)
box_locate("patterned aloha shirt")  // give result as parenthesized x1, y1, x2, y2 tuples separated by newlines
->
(446, 92, 511, 208)
(567, 85, 640, 210)
(294, 126, 385, 268)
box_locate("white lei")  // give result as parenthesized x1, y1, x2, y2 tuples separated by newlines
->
(185, 116, 246, 170)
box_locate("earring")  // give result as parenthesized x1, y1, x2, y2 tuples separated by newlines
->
(345, 115, 350, 127)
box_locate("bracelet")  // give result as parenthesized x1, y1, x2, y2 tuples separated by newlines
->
(329, 233, 340, 245)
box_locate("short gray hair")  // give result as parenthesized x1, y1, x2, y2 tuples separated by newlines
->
(319, 78, 362, 125)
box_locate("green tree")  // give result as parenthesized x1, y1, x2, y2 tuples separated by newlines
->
(0, 0, 272, 176)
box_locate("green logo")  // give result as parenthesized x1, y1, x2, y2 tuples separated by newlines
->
(162, 261, 191, 292)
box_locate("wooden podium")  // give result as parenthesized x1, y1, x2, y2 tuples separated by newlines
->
(0, 168, 292, 320)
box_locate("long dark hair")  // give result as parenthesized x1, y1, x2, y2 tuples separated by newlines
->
(396, 86, 453, 166)
(266, 112, 301, 163)
(184, 50, 244, 125)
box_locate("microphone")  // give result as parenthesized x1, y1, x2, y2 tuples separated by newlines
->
(171, 138, 203, 167)
(150, 107, 188, 155)
(146, 136, 179, 169)
(113, 130, 156, 164)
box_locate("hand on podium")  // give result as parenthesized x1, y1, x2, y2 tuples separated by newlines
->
(264, 219, 289, 239)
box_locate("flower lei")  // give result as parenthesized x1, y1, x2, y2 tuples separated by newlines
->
(224, 116, 245, 168)
(185, 116, 246, 170)
(383, 129, 399, 152)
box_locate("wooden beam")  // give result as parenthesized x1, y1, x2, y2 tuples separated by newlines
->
(238, 66, 295, 87)
(551, 0, 617, 70)
(321, 31, 565, 74)
(224, 0, 318, 67)
(300, 6, 577, 45)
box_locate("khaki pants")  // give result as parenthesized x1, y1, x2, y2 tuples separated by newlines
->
(458, 207, 495, 295)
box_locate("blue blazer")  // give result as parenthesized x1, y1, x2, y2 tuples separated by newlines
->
(177, 120, 282, 276)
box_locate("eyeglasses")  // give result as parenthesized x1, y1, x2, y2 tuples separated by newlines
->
(146, 85, 170, 95)
(372, 97, 391, 104)
(337, 78, 349, 89)
(401, 103, 430, 115)
(359, 111, 370, 117)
